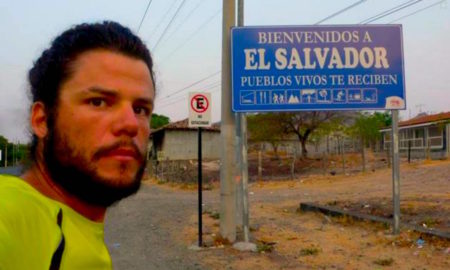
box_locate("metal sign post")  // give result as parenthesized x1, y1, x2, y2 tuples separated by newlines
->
(240, 114, 250, 242)
(198, 127, 203, 246)
(188, 92, 212, 247)
(391, 110, 400, 234)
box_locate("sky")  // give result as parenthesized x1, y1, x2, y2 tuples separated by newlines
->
(0, 0, 449, 143)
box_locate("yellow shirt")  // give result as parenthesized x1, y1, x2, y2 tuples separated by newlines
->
(0, 174, 112, 270)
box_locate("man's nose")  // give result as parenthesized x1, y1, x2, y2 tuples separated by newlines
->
(112, 104, 139, 137)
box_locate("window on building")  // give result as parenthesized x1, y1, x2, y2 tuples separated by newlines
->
(414, 128, 424, 139)
(427, 126, 443, 148)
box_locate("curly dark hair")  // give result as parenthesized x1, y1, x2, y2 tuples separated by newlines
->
(28, 21, 155, 160)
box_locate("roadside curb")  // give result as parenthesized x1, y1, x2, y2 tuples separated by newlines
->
(299, 202, 450, 239)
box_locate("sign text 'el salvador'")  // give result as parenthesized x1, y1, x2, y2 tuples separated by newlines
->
(231, 25, 406, 112)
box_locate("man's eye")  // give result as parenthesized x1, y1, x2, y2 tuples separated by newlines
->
(134, 106, 150, 116)
(89, 98, 106, 107)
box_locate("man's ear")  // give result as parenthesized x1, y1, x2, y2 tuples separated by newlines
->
(31, 102, 48, 139)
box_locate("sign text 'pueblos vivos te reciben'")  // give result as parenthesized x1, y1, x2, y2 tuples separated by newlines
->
(231, 25, 406, 112)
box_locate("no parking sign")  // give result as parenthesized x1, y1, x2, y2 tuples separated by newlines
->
(188, 92, 211, 127)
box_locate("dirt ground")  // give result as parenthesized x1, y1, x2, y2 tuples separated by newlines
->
(177, 159, 450, 269)
(105, 157, 449, 269)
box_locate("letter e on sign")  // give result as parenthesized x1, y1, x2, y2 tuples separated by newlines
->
(189, 92, 212, 127)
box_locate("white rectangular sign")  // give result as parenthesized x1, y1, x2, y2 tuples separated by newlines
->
(188, 92, 211, 127)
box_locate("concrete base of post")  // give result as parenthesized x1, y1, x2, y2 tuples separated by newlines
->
(232, 242, 257, 252)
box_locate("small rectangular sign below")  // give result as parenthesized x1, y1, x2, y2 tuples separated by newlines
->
(231, 25, 406, 112)
(189, 92, 212, 127)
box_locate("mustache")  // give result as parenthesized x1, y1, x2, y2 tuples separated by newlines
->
(92, 140, 145, 161)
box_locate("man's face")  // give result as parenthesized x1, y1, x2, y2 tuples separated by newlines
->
(43, 49, 154, 207)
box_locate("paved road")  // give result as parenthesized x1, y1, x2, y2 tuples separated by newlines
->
(104, 183, 212, 270)
(0, 166, 23, 176)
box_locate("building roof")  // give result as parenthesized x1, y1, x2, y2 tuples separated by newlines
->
(399, 111, 450, 127)
(380, 111, 450, 132)
(151, 118, 220, 134)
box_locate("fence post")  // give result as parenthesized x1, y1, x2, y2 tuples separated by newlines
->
(408, 140, 411, 163)
(290, 143, 297, 179)
(386, 145, 391, 168)
(258, 143, 263, 181)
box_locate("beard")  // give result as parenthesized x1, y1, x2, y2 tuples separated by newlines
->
(43, 126, 147, 207)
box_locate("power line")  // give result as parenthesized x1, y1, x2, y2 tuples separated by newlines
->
(160, 8, 221, 62)
(156, 95, 186, 108)
(157, 80, 221, 106)
(314, 0, 367, 25)
(156, 85, 221, 111)
(156, 85, 221, 110)
(163, 0, 208, 43)
(137, 0, 153, 33)
(152, 0, 188, 52)
(152, 6, 221, 108)
(359, 0, 417, 23)
(161, 70, 220, 100)
(147, 0, 179, 44)
(388, 0, 446, 23)
(359, 0, 423, 24)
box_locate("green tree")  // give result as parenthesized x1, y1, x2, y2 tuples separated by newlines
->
(310, 117, 349, 154)
(150, 113, 170, 129)
(0, 135, 28, 167)
(0, 135, 8, 166)
(280, 111, 343, 158)
(247, 113, 288, 159)
(373, 111, 392, 127)
(348, 112, 386, 171)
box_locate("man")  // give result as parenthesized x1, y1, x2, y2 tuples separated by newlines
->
(0, 21, 155, 269)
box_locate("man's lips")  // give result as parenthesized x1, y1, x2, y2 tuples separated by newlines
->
(101, 148, 140, 160)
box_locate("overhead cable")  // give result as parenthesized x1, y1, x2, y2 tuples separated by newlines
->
(157, 80, 221, 106)
(162, 70, 220, 99)
(388, 0, 446, 23)
(314, 0, 367, 24)
(163, 0, 208, 43)
(156, 85, 220, 110)
(160, 8, 221, 62)
(147, 0, 179, 44)
(137, 0, 153, 33)
(152, 0, 188, 51)
(359, 0, 423, 24)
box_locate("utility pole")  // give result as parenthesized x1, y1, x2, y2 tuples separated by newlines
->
(220, 0, 237, 243)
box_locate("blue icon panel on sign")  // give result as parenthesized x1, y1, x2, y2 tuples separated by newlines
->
(301, 89, 317, 103)
(317, 89, 332, 103)
(362, 89, 377, 103)
(348, 89, 362, 103)
(286, 90, 301, 104)
(333, 89, 346, 103)
(239, 88, 379, 107)
(256, 91, 269, 105)
(272, 90, 287, 104)
(240, 91, 254, 104)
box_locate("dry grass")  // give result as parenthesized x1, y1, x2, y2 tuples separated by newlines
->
(171, 159, 450, 269)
